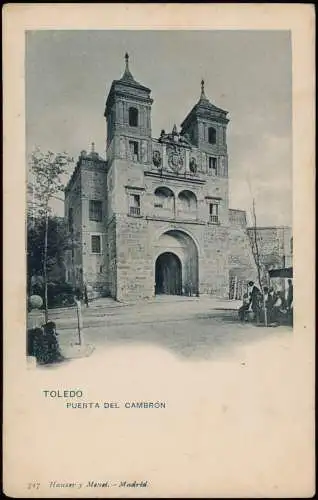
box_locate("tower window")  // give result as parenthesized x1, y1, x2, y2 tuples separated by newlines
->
(129, 141, 139, 161)
(208, 127, 217, 144)
(129, 193, 141, 216)
(89, 200, 103, 222)
(208, 157, 218, 175)
(129, 107, 138, 127)
(209, 203, 219, 224)
(91, 235, 101, 254)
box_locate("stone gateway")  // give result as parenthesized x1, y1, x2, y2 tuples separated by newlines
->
(65, 54, 259, 301)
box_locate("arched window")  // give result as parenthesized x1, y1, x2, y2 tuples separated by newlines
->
(208, 127, 217, 145)
(178, 190, 197, 213)
(129, 107, 138, 127)
(154, 187, 174, 210)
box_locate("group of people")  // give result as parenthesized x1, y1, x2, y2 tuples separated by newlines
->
(27, 321, 65, 365)
(238, 279, 293, 326)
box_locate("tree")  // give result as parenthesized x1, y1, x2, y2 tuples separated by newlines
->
(27, 215, 69, 284)
(247, 198, 268, 326)
(28, 148, 73, 322)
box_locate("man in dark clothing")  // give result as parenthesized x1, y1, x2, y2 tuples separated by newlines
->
(247, 281, 261, 323)
(287, 279, 293, 311)
(83, 282, 89, 307)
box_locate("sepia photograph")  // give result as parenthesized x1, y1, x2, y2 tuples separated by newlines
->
(3, 4, 315, 498)
(26, 30, 293, 364)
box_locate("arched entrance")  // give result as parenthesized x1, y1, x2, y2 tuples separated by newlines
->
(154, 229, 199, 296)
(155, 252, 182, 295)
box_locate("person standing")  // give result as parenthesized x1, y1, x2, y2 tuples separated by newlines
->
(247, 281, 261, 323)
(83, 280, 89, 308)
(287, 279, 293, 311)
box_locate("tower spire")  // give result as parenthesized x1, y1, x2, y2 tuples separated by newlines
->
(122, 52, 134, 81)
(200, 79, 206, 100)
(125, 52, 129, 71)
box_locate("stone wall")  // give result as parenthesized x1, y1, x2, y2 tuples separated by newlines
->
(113, 212, 231, 301)
(64, 170, 82, 284)
(107, 217, 117, 298)
(200, 224, 229, 297)
(115, 214, 153, 301)
(80, 165, 108, 290)
(228, 216, 292, 290)
(228, 225, 258, 284)
(247, 226, 293, 269)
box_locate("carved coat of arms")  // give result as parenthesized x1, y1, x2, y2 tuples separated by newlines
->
(167, 146, 184, 173)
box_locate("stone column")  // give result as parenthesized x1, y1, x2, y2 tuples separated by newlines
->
(185, 149, 190, 174)
(162, 144, 166, 171)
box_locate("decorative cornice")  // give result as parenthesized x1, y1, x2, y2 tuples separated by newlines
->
(144, 170, 206, 185)
(145, 216, 206, 225)
(124, 185, 145, 191)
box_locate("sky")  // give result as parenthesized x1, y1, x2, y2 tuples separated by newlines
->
(26, 30, 292, 226)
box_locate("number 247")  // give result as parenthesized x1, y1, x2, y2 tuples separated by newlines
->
(27, 482, 40, 490)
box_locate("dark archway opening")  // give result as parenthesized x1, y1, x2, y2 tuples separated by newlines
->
(155, 252, 182, 295)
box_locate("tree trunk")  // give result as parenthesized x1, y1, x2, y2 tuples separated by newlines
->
(251, 199, 268, 327)
(43, 209, 49, 323)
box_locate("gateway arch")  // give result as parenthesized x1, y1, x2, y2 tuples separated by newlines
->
(154, 229, 199, 296)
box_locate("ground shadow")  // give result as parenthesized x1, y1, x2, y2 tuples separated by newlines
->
(56, 309, 292, 362)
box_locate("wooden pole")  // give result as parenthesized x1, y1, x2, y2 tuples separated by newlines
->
(75, 298, 83, 345)
(43, 208, 49, 323)
(251, 199, 268, 327)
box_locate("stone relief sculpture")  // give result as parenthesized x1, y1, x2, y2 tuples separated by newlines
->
(152, 150, 162, 168)
(189, 157, 197, 174)
(167, 145, 184, 174)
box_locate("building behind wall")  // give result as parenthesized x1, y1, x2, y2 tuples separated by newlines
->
(64, 54, 290, 302)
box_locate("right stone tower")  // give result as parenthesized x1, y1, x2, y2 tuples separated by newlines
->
(180, 79, 229, 179)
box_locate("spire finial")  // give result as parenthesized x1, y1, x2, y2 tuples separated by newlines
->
(91, 141, 95, 153)
(200, 79, 206, 99)
(121, 52, 134, 81)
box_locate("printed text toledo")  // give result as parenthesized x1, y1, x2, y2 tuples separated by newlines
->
(43, 390, 166, 409)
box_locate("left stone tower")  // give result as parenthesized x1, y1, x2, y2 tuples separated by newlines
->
(104, 53, 153, 165)
(104, 54, 154, 300)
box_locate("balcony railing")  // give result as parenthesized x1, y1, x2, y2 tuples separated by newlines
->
(209, 215, 219, 224)
(129, 206, 141, 216)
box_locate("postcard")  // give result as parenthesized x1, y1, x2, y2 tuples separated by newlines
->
(3, 4, 315, 498)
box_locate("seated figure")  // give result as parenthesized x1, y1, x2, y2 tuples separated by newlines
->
(238, 293, 250, 321)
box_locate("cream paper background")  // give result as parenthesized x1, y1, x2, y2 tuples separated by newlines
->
(3, 4, 315, 498)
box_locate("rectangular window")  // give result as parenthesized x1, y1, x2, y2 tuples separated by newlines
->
(209, 203, 219, 224)
(89, 200, 103, 222)
(129, 194, 140, 216)
(91, 235, 101, 254)
(129, 141, 139, 161)
(208, 157, 217, 175)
